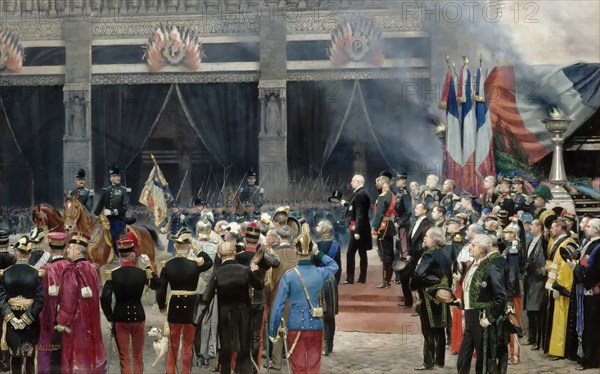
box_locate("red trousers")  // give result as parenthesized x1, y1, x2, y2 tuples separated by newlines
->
(287, 330, 322, 374)
(115, 322, 145, 374)
(450, 283, 464, 354)
(167, 323, 196, 374)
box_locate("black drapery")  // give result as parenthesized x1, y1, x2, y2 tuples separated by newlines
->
(176, 83, 260, 184)
(92, 84, 173, 188)
(0, 86, 64, 205)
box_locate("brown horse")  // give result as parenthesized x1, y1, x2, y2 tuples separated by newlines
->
(31, 203, 65, 233)
(63, 192, 159, 272)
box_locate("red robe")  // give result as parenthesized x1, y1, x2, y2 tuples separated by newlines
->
(56, 258, 107, 373)
(38, 256, 70, 373)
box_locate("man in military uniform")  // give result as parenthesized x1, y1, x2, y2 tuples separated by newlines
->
(0, 236, 44, 374)
(212, 202, 225, 225)
(419, 174, 442, 207)
(156, 227, 213, 374)
(478, 175, 498, 212)
(440, 179, 459, 216)
(238, 169, 265, 210)
(393, 173, 412, 284)
(186, 198, 214, 236)
(238, 201, 257, 223)
(69, 168, 94, 212)
(93, 163, 130, 260)
(531, 185, 553, 219)
(0, 230, 17, 371)
(223, 201, 239, 223)
(38, 232, 70, 374)
(371, 172, 397, 289)
(101, 237, 161, 374)
(494, 177, 516, 216)
(28, 226, 50, 270)
(511, 177, 529, 213)
(161, 201, 187, 256)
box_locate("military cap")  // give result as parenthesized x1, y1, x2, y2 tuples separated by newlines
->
(247, 169, 257, 177)
(0, 228, 9, 245)
(460, 192, 475, 200)
(497, 210, 509, 219)
(69, 231, 91, 247)
(395, 172, 408, 180)
(109, 162, 120, 176)
(214, 201, 224, 208)
(173, 227, 192, 244)
(243, 200, 255, 207)
(47, 232, 69, 250)
(29, 226, 45, 244)
(225, 200, 235, 208)
(512, 176, 525, 185)
(245, 222, 261, 244)
(533, 184, 553, 201)
(117, 238, 136, 254)
(499, 177, 512, 185)
(379, 171, 393, 180)
(447, 217, 463, 225)
(75, 168, 86, 179)
(194, 197, 205, 206)
(485, 215, 498, 222)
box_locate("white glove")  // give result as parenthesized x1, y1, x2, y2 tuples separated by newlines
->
(354, 233, 360, 240)
(552, 290, 560, 299)
(140, 254, 150, 267)
(506, 306, 516, 315)
(180, 214, 186, 222)
(102, 209, 112, 216)
(452, 272, 461, 282)
(479, 317, 492, 328)
(9, 317, 22, 330)
(340, 199, 347, 206)
(112, 209, 118, 216)
(160, 227, 167, 234)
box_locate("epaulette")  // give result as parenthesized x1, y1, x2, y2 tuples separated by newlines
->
(145, 268, 152, 280)
(38, 269, 45, 278)
(104, 269, 113, 281)
(0, 269, 3, 277)
(453, 234, 463, 244)
(195, 257, 205, 267)
(89, 190, 95, 196)
(126, 188, 132, 193)
(259, 187, 264, 193)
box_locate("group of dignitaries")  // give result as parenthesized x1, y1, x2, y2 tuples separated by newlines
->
(0, 185, 341, 373)
(339, 170, 600, 373)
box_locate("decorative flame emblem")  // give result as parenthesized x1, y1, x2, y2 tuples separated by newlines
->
(328, 19, 384, 68)
(0, 28, 24, 73)
(143, 24, 204, 73)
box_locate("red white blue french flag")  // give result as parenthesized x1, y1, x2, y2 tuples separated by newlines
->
(458, 63, 477, 194)
(474, 66, 495, 193)
(440, 68, 463, 191)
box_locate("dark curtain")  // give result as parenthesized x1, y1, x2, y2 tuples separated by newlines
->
(176, 83, 260, 184)
(286, 80, 354, 180)
(0, 86, 64, 205)
(360, 79, 443, 177)
(92, 84, 173, 188)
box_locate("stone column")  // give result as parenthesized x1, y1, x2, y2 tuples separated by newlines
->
(62, 21, 93, 194)
(258, 7, 288, 200)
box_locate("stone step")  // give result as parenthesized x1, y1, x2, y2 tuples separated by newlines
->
(339, 300, 408, 314)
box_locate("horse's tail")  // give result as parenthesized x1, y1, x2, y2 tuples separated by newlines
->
(145, 225, 164, 251)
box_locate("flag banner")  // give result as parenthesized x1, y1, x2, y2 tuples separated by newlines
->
(460, 64, 477, 194)
(475, 66, 495, 193)
(139, 161, 174, 226)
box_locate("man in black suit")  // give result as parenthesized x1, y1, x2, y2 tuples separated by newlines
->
(341, 175, 372, 284)
(203, 241, 263, 374)
(400, 203, 433, 308)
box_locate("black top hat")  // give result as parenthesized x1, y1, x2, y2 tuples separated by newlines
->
(559, 242, 581, 262)
(328, 190, 343, 204)
(505, 311, 523, 337)
(287, 216, 305, 238)
(109, 162, 120, 176)
(392, 258, 409, 272)
(75, 168, 86, 179)
(379, 171, 393, 180)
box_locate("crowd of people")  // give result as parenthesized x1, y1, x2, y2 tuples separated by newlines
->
(0, 163, 598, 374)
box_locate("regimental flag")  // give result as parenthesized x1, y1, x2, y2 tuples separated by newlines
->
(139, 157, 174, 226)
(485, 63, 600, 164)
(475, 65, 495, 193)
(441, 68, 463, 191)
(458, 62, 478, 194)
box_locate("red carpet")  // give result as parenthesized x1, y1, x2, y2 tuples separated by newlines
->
(336, 264, 421, 334)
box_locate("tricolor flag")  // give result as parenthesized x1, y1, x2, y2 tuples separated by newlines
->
(458, 62, 477, 194)
(139, 156, 174, 226)
(485, 63, 600, 164)
(474, 65, 495, 193)
(440, 68, 463, 190)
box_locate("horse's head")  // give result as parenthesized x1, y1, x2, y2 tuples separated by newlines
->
(63, 194, 82, 232)
(32, 205, 47, 228)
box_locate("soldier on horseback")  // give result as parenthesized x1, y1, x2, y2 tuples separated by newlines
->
(69, 168, 94, 212)
(93, 163, 129, 262)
